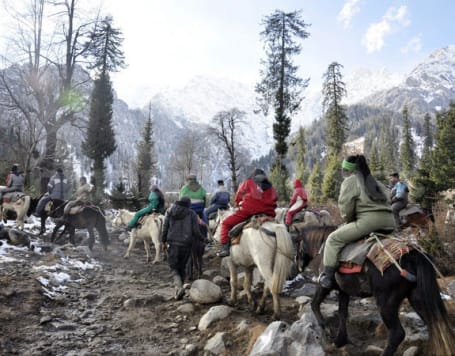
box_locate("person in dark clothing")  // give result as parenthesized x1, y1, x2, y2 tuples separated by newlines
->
(0, 165, 24, 201)
(34, 168, 69, 216)
(162, 196, 205, 300)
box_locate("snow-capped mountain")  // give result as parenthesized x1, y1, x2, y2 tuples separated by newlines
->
(361, 45, 455, 116)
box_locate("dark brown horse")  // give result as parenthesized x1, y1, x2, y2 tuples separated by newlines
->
(51, 206, 109, 250)
(295, 225, 454, 356)
(399, 205, 434, 229)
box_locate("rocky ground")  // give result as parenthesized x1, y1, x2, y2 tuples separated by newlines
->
(0, 218, 454, 356)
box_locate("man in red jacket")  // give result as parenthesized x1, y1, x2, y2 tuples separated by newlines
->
(285, 179, 308, 226)
(217, 168, 277, 257)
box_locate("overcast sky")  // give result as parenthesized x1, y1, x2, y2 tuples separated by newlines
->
(1, 0, 454, 108)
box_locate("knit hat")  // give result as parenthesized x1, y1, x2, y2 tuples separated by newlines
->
(293, 179, 302, 188)
(179, 196, 191, 208)
(217, 180, 224, 185)
(187, 174, 197, 181)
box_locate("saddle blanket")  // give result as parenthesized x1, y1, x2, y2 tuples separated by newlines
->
(338, 235, 414, 275)
(2, 192, 25, 204)
(229, 215, 276, 245)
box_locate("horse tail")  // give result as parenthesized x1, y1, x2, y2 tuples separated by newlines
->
(409, 251, 455, 355)
(23, 195, 31, 214)
(270, 224, 294, 294)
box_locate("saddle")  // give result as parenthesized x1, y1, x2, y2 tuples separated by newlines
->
(1, 192, 25, 204)
(338, 229, 414, 275)
(228, 214, 276, 245)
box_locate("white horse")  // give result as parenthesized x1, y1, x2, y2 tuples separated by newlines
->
(112, 209, 164, 264)
(275, 207, 332, 227)
(213, 209, 294, 319)
(0, 191, 31, 230)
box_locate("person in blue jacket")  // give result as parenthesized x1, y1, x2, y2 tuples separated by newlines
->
(202, 180, 230, 225)
(389, 172, 409, 228)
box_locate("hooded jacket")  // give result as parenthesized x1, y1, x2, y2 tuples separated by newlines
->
(162, 201, 203, 246)
(289, 179, 308, 207)
(234, 175, 277, 216)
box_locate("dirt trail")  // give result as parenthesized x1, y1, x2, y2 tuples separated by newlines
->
(0, 228, 454, 355)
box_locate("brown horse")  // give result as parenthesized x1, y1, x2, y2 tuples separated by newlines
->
(399, 205, 433, 228)
(51, 206, 109, 250)
(294, 225, 455, 356)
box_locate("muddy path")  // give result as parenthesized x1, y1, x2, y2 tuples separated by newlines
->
(0, 226, 454, 355)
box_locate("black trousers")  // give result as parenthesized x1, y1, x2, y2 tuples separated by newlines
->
(167, 244, 191, 281)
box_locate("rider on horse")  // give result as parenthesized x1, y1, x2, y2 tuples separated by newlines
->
(127, 184, 165, 230)
(389, 172, 409, 228)
(62, 176, 92, 221)
(285, 178, 308, 227)
(0, 164, 24, 201)
(202, 179, 230, 226)
(34, 168, 69, 216)
(217, 168, 277, 258)
(179, 174, 206, 219)
(318, 155, 395, 289)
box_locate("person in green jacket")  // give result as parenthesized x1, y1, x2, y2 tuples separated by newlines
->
(127, 185, 165, 229)
(319, 154, 395, 289)
(179, 174, 206, 218)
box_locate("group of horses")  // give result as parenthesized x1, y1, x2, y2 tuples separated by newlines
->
(0, 192, 109, 250)
(1, 191, 453, 355)
(209, 207, 454, 356)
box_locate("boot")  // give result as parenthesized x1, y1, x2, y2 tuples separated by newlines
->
(216, 243, 230, 257)
(173, 272, 184, 300)
(318, 266, 337, 289)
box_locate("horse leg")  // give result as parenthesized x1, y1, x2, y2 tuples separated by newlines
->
(256, 285, 270, 316)
(334, 291, 350, 347)
(376, 294, 405, 356)
(40, 216, 46, 235)
(228, 262, 238, 306)
(51, 220, 64, 242)
(311, 285, 332, 328)
(124, 231, 136, 259)
(87, 228, 95, 250)
(243, 266, 255, 311)
(152, 234, 161, 264)
(143, 239, 151, 263)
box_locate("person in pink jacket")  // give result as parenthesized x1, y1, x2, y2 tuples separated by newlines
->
(285, 179, 308, 226)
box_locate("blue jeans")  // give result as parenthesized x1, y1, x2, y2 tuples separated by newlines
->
(202, 204, 226, 225)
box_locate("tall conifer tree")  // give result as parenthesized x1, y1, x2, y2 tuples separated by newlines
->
(294, 127, 307, 182)
(420, 112, 433, 171)
(136, 103, 156, 198)
(322, 62, 348, 156)
(82, 16, 125, 203)
(256, 10, 310, 200)
(399, 105, 415, 178)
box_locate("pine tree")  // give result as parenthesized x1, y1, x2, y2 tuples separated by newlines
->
(419, 112, 433, 171)
(378, 116, 398, 174)
(322, 153, 342, 201)
(256, 10, 309, 199)
(322, 62, 348, 155)
(399, 105, 415, 178)
(294, 127, 307, 182)
(431, 103, 455, 190)
(136, 103, 156, 198)
(82, 16, 125, 203)
(308, 162, 323, 204)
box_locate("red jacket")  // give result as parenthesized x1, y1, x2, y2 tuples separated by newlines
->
(289, 179, 308, 207)
(235, 178, 277, 216)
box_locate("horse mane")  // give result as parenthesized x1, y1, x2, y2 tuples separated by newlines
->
(294, 224, 337, 259)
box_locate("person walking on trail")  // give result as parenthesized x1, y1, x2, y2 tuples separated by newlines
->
(318, 155, 395, 289)
(216, 168, 278, 258)
(62, 176, 92, 220)
(179, 174, 206, 218)
(162, 196, 205, 300)
(389, 172, 409, 228)
(0, 164, 24, 201)
(127, 185, 165, 230)
(202, 179, 230, 225)
(34, 168, 69, 216)
(285, 179, 308, 226)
